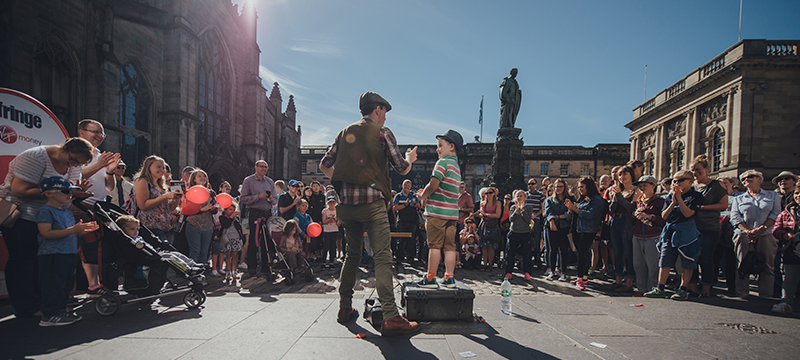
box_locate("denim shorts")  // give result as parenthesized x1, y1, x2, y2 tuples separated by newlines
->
(658, 241, 697, 270)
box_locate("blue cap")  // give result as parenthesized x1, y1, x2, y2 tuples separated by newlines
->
(287, 179, 300, 187)
(39, 176, 80, 193)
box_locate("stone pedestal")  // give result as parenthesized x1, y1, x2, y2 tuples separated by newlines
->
(485, 127, 525, 197)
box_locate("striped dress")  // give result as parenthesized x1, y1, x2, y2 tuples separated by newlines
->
(424, 154, 461, 220)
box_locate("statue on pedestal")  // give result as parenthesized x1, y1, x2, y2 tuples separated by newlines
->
(499, 68, 522, 128)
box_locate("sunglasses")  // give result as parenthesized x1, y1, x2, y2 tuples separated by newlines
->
(672, 178, 690, 183)
(528, 183, 537, 186)
(116, 166, 126, 169)
(49, 189, 72, 195)
(744, 175, 758, 180)
(777, 177, 792, 182)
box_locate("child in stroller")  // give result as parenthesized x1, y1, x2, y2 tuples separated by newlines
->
(115, 215, 205, 279)
(279, 219, 307, 274)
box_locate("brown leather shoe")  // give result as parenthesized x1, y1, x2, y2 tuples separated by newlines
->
(380, 315, 421, 336)
(337, 307, 359, 324)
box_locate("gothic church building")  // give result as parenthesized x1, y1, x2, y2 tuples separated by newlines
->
(0, 0, 301, 189)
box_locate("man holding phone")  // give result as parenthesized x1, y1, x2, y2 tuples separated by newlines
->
(240, 160, 277, 278)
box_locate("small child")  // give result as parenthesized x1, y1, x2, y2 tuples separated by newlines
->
(219, 202, 244, 280)
(417, 129, 463, 288)
(36, 176, 98, 327)
(293, 199, 312, 254)
(116, 215, 157, 253)
(280, 219, 306, 273)
(461, 234, 481, 270)
(321, 196, 340, 270)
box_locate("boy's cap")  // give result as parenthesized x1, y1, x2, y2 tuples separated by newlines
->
(287, 179, 300, 186)
(436, 129, 463, 154)
(359, 91, 392, 112)
(118, 160, 126, 167)
(326, 196, 337, 203)
(39, 176, 80, 193)
(632, 175, 657, 185)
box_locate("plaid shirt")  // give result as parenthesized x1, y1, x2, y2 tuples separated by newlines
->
(321, 116, 410, 205)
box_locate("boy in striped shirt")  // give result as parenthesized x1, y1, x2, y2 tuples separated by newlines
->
(417, 130, 463, 288)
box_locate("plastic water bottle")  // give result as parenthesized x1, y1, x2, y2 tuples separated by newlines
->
(501, 277, 512, 314)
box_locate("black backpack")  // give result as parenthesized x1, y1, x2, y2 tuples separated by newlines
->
(738, 243, 766, 279)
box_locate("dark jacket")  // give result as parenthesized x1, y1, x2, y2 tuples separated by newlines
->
(632, 196, 667, 238)
(574, 195, 604, 234)
(330, 117, 391, 203)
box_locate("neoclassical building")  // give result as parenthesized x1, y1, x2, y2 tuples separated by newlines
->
(626, 40, 800, 183)
(0, 0, 300, 189)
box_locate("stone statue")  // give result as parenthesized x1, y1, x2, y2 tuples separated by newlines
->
(499, 68, 522, 128)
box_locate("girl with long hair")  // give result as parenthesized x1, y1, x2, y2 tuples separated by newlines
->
(544, 179, 575, 281)
(478, 187, 502, 271)
(605, 165, 640, 293)
(565, 177, 604, 290)
(131, 155, 180, 243)
(184, 169, 217, 264)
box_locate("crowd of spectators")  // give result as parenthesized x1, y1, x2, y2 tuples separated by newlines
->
(2, 117, 799, 326)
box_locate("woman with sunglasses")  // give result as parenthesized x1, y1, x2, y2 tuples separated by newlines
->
(0, 137, 94, 318)
(689, 155, 729, 297)
(478, 187, 502, 271)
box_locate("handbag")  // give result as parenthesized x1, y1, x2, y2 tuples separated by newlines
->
(738, 242, 766, 279)
(0, 198, 22, 227)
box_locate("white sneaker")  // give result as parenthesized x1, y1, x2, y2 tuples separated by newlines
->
(211, 270, 220, 277)
(546, 272, 557, 281)
(558, 273, 568, 282)
(772, 302, 793, 314)
(238, 263, 248, 270)
(219, 269, 226, 275)
(544, 269, 553, 277)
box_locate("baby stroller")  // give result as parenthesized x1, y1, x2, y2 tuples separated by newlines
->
(260, 216, 314, 285)
(81, 201, 207, 316)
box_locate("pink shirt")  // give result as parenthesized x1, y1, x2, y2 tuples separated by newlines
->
(322, 208, 339, 233)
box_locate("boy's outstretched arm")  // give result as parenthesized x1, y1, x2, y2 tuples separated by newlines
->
(417, 177, 440, 202)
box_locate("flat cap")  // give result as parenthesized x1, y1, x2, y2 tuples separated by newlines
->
(359, 91, 391, 112)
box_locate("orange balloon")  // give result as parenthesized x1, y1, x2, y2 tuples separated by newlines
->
(186, 185, 210, 204)
(181, 200, 201, 215)
(307, 222, 322, 237)
(216, 193, 233, 209)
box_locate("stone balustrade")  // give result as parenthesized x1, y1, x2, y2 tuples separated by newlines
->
(632, 39, 800, 120)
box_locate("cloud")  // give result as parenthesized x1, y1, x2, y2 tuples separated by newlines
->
(288, 39, 343, 57)
(258, 65, 307, 95)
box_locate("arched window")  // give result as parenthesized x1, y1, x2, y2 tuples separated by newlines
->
(711, 128, 724, 172)
(198, 31, 229, 145)
(32, 36, 74, 129)
(119, 63, 151, 174)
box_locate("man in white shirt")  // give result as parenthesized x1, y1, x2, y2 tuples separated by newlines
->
(77, 119, 120, 295)
(108, 160, 133, 207)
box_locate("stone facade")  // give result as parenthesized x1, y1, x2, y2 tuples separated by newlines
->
(626, 40, 800, 185)
(301, 143, 629, 197)
(0, 0, 300, 191)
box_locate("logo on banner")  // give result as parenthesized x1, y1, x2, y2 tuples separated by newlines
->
(0, 125, 17, 144)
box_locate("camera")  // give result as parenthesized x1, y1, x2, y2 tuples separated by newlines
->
(265, 190, 271, 196)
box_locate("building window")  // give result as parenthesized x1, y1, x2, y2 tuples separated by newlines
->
(301, 161, 308, 174)
(524, 163, 529, 176)
(580, 163, 590, 176)
(33, 36, 74, 129)
(712, 129, 724, 172)
(647, 153, 655, 175)
(477, 165, 485, 175)
(198, 31, 229, 146)
(672, 141, 685, 174)
(540, 163, 549, 176)
(560, 164, 570, 177)
(315, 161, 323, 175)
(119, 63, 151, 175)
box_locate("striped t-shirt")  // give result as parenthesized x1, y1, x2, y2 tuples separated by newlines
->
(0, 146, 82, 222)
(424, 154, 461, 220)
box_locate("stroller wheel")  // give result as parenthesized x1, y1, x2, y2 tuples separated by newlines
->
(184, 290, 206, 308)
(94, 294, 121, 316)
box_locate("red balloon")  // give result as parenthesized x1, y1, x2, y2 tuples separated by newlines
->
(216, 193, 233, 209)
(186, 185, 210, 204)
(307, 222, 322, 237)
(181, 200, 201, 215)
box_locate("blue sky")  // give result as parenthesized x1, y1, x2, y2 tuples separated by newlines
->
(240, 0, 800, 146)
